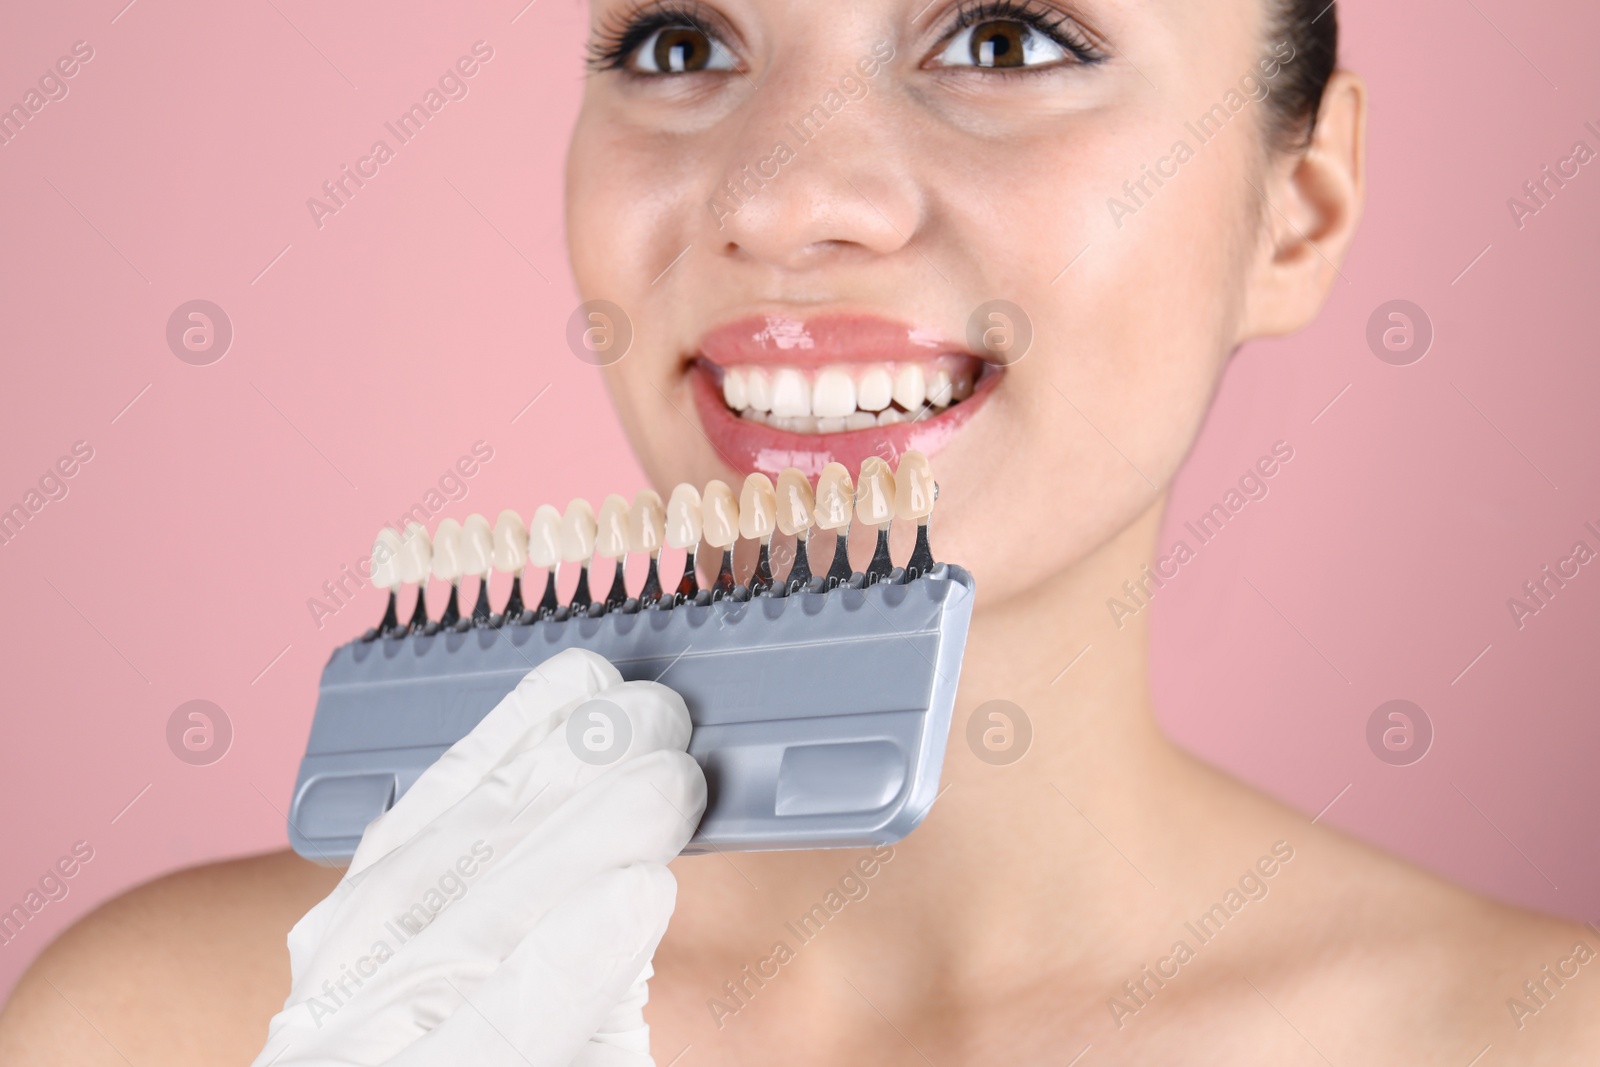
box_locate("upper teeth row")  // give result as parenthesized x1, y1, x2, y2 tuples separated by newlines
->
(722, 363, 974, 419)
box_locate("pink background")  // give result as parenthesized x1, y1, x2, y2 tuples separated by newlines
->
(1, 0, 1596, 1000)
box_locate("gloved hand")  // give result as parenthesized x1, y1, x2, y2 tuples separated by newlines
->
(252, 648, 706, 1067)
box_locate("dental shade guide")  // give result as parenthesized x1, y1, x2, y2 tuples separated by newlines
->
(300, 451, 970, 858)
(491, 510, 528, 626)
(858, 457, 896, 586)
(430, 518, 464, 633)
(667, 483, 702, 606)
(740, 473, 777, 595)
(363, 527, 404, 640)
(703, 480, 739, 601)
(562, 500, 597, 613)
(459, 514, 494, 627)
(815, 463, 855, 591)
(396, 523, 432, 635)
(597, 495, 632, 610)
(775, 468, 815, 595)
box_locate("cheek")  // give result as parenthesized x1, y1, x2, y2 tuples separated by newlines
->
(916, 126, 1254, 605)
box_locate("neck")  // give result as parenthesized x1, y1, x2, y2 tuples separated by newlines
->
(676, 498, 1214, 993)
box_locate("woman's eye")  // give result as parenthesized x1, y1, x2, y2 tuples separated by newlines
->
(933, 19, 1069, 69)
(630, 25, 737, 74)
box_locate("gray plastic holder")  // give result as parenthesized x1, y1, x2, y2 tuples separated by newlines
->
(288, 564, 974, 863)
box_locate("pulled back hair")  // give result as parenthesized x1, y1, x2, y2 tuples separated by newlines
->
(1264, 0, 1338, 152)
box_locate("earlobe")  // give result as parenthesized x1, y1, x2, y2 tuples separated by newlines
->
(1239, 70, 1369, 339)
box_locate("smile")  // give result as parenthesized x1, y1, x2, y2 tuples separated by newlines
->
(688, 313, 1000, 476)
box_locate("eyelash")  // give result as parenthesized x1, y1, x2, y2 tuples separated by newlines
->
(585, 0, 1106, 76)
(586, 1, 725, 73)
(943, 0, 1107, 67)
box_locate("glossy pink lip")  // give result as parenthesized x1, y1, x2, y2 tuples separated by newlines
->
(690, 361, 998, 478)
(698, 313, 960, 368)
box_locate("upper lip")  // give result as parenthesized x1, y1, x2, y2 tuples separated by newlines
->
(696, 312, 971, 367)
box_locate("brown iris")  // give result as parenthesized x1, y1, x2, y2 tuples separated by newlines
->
(653, 26, 713, 72)
(968, 20, 1027, 68)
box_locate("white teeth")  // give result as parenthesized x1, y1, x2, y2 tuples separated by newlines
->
(856, 366, 893, 411)
(628, 490, 665, 555)
(746, 367, 772, 413)
(813, 462, 854, 531)
(431, 517, 463, 581)
(895, 451, 936, 520)
(491, 510, 527, 573)
(770, 368, 811, 417)
(811, 367, 856, 418)
(666, 483, 703, 549)
(560, 499, 597, 564)
(595, 495, 629, 559)
(773, 414, 817, 434)
(855, 458, 895, 527)
(721, 359, 982, 434)
(701, 479, 739, 549)
(722, 367, 747, 411)
(775, 469, 815, 537)
(371, 528, 403, 589)
(893, 364, 926, 411)
(460, 514, 493, 576)
(739, 473, 776, 541)
(528, 504, 562, 569)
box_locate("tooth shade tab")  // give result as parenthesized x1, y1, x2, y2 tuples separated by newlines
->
(430, 518, 464, 582)
(492, 510, 528, 573)
(770, 368, 810, 417)
(596, 494, 630, 559)
(855, 457, 895, 526)
(371, 528, 403, 589)
(811, 368, 856, 419)
(895, 451, 936, 521)
(739, 473, 776, 541)
(666, 483, 704, 549)
(775, 468, 816, 537)
(395, 523, 433, 585)
(561, 499, 597, 563)
(813, 463, 854, 531)
(628, 489, 666, 555)
(459, 514, 493, 576)
(528, 505, 562, 568)
(701, 479, 740, 549)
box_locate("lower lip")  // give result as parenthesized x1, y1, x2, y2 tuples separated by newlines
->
(689, 362, 998, 478)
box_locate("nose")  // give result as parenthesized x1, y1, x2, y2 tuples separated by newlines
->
(703, 72, 923, 271)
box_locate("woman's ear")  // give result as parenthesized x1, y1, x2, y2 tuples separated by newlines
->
(1238, 69, 1368, 339)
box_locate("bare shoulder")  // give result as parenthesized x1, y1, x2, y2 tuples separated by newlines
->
(1242, 811, 1600, 1064)
(0, 849, 341, 1067)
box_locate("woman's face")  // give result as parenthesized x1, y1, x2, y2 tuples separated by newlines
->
(568, 0, 1299, 606)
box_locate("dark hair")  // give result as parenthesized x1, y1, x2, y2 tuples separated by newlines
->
(1265, 0, 1338, 152)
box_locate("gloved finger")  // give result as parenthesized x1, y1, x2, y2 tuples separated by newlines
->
(319, 749, 703, 1022)
(570, 960, 654, 1067)
(350, 648, 623, 877)
(386, 863, 678, 1067)
(292, 684, 695, 978)
(286, 649, 621, 974)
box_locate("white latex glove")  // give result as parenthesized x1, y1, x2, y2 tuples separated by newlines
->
(252, 648, 706, 1067)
